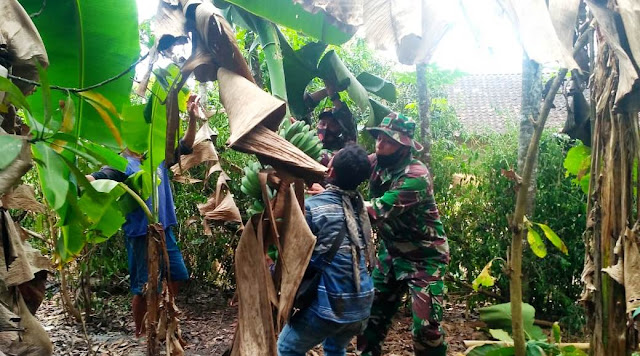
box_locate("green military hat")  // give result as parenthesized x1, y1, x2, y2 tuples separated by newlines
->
(366, 113, 423, 152)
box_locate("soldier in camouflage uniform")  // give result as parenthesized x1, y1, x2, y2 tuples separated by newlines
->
(358, 113, 450, 356)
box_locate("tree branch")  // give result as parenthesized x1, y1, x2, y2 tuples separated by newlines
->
(7, 53, 148, 93)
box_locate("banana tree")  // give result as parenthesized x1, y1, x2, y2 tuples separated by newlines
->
(217, 0, 395, 126)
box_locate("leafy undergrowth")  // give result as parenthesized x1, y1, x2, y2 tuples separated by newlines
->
(38, 288, 484, 355)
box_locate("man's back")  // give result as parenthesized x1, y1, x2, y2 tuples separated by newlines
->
(305, 189, 374, 323)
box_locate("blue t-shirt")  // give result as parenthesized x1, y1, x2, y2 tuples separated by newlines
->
(90, 143, 192, 237)
(122, 156, 178, 237)
(305, 190, 374, 323)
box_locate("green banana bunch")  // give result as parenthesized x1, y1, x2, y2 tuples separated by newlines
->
(240, 161, 276, 216)
(278, 119, 324, 161)
(247, 200, 265, 216)
(240, 161, 262, 201)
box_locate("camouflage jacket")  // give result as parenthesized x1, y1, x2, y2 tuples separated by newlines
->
(368, 154, 450, 266)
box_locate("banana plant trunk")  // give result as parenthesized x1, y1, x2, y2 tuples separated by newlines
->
(584, 37, 637, 356)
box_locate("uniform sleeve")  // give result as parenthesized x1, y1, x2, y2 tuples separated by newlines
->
(367, 175, 429, 221)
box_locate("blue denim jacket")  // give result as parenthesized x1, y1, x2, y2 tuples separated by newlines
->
(305, 190, 374, 323)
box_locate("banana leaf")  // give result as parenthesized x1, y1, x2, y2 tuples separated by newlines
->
(278, 30, 327, 119)
(357, 72, 397, 102)
(479, 303, 547, 341)
(19, 0, 139, 149)
(318, 50, 374, 125)
(369, 98, 393, 126)
(219, 0, 353, 45)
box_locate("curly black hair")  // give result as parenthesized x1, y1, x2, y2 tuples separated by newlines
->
(330, 143, 371, 190)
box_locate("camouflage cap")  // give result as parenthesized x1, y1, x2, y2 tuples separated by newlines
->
(366, 113, 423, 152)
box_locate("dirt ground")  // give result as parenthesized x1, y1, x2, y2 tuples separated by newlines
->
(38, 287, 484, 356)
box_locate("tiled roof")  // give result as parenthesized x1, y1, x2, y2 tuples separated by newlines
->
(446, 73, 568, 134)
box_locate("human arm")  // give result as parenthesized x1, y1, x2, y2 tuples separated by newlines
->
(304, 88, 329, 110)
(86, 167, 128, 182)
(368, 175, 429, 222)
(182, 94, 200, 150)
(171, 95, 200, 163)
(306, 183, 325, 196)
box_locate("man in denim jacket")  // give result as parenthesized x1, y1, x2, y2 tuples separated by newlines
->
(277, 144, 375, 356)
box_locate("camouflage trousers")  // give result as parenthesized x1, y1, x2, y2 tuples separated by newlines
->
(358, 244, 447, 356)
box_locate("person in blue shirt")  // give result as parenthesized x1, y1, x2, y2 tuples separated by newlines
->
(86, 95, 200, 337)
(277, 143, 375, 356)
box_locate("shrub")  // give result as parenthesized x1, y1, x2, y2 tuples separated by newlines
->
(429, 106, 586, 331)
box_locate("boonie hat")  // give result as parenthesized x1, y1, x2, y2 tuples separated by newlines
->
(366, 113, 423, 152)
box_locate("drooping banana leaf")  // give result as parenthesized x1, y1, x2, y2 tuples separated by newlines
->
(357, 72, 397, 102)
(318, 50, 374, 125)
(218, 0, 354, 45)
(19, 0, 139, 149)
(278, 30, 327, 119)
(369, 98, 393, 126)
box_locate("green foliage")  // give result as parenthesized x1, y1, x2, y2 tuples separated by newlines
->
(32, 142, 70, 211)
(470, 305, 587, 356)
(535, 222, 568, 255)
(2, 53, 142, 264)
(0, 134, 24, 170)
(217, 0, 353, 45)
(526, 224, 547, 258)
(20, 0, 139, 148)
(467, 345, 515, 356)
(318, 50, 375, 125)
(356, 72, 397, 103)
(563, 141, 590, 194)
(473, 258, 500, 291)
(278, 30, 327, 118)
(0, 76, 32, 111)
(468, 342, 587, 356)
(431, 120, 587, 330)
(479, 302, 546, 341)
(522, 217, 569, 258)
